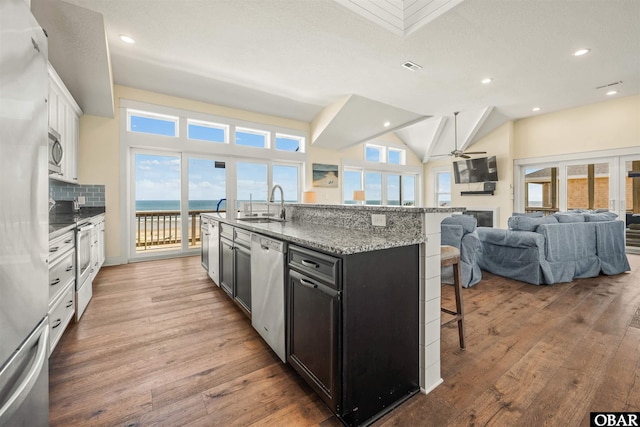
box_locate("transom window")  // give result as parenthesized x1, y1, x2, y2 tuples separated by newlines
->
(187, 119, 228, 143)
(236, 127, 269, 148)
(276, 133, 304, 152)
(365, 143, 406, 165)
(128, 110, 178, 137)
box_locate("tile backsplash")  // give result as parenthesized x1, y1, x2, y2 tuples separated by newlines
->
(49, 180, 105, 207)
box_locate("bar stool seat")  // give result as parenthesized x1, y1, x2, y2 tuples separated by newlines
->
(441, 245, 465, 349)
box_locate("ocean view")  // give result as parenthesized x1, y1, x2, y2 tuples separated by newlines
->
(136, 200, 225, 211)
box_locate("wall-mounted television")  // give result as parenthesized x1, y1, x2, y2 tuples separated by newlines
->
(453, 156, 498, 184)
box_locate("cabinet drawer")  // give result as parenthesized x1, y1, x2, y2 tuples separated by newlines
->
(288, 246, 340, 288)
(49, 230, 75, 264)
(49, 249, 75, 304)
(48, 283, 75, 356)
(234, 228, 251, 247)
(220, 223, 234, 240)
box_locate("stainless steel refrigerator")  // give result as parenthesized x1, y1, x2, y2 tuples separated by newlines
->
(0, 0, 50, 425)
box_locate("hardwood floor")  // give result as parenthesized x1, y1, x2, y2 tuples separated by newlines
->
(49, 254, 640, 426)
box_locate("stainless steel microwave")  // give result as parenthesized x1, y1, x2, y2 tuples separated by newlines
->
(48, 129, 62, 174)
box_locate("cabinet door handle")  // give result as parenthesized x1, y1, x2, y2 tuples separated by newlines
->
(49, 246, 59, 253)
(66, 300, 73, 308)
(51, 319, 62, 329)
(64, 239, 73, 244)
(299, 278, 318, 289)
(50, 278, 60, 287)
(66, 265, 73, 272)
(301, 259, 319, 269)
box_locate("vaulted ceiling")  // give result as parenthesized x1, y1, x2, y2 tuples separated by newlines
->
(33, 0, 640, 163)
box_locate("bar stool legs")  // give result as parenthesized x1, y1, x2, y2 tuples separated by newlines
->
(441, 245, 465, 350)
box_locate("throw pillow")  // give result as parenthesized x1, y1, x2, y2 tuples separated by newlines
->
(508, 215, 558, 232)
(554, 213, 585, 223)
(442, 214, 477, 233)
(584, 212, 618, 222)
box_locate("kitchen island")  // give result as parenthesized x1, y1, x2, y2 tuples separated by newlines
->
(202, 204, 461, 426)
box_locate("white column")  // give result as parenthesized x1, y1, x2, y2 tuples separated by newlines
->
(419, 212, 452, 394)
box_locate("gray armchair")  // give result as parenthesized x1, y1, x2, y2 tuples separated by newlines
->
(441, 215, 482, 288)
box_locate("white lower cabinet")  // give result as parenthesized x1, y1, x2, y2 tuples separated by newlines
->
(48, 282, 75, 356)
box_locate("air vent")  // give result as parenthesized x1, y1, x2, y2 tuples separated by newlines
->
(595, 81, 622, 90)
(402, 61, 422, 71)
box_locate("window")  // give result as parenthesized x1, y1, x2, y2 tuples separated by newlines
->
(236, 127, 268, 148)
(128, 110, 178, 137)
(524, 166, 558, 210)
(365, 172, 382, 205)
(387, 174, 401, 205)
(273, 164, 299, 202)
(276, 133, 304, 152)
(343, 169, 363, 204)
(365, 144, 385, 163)
(237, 162, 268, 208)
(403, 175, 416, 206)
(435, 172, 451, 207)
(388, 148, 405, 165)
(187, 120, 227, 143)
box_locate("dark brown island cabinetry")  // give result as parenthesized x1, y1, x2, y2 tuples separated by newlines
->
(287, 244, 420, 427)
(219, 224, 251, 315)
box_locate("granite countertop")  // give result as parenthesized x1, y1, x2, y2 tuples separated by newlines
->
(49, 207, 106, 239)
(202, 212, 425, 255)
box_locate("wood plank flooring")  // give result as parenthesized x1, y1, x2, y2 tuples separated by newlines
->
(49, 254, 640, 426)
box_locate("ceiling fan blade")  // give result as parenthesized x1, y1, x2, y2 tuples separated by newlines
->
(429, 153, 451, 158)
(463, 151, 487, 155)
(458, 154, 471, 159)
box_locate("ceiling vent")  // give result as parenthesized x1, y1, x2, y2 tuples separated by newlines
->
(402, 61, 422, 71)
(595, 81, 622, 89)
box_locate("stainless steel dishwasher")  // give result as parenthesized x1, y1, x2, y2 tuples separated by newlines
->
(250, 234, 286, 362)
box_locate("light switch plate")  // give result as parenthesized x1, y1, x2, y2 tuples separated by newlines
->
(77, 196, 86, 205)
(371, 214, 386, 227)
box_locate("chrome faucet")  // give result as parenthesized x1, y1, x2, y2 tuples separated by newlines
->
(269, 184, 286, 220)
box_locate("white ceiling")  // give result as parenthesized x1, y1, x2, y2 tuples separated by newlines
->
(38, 0, 640, 162)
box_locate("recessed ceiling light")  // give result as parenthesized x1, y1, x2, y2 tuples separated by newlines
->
(383, 121, 391, 127)
(481, 78, 493, 84)
(120, 34, 135, 44)
(532, 107, 541, 112)
(606, 90, 618, 96)
(573, 48, 590, 57)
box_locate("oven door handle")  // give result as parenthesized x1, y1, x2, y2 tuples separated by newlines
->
(78, 223, 96, 232)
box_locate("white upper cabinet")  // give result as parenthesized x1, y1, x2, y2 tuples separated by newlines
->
(48, 63, 82, 183)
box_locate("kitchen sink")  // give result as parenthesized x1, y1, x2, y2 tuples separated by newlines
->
(238, 217, 285, 224)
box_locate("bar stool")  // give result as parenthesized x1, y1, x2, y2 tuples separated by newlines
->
(441, 245, 465, 349)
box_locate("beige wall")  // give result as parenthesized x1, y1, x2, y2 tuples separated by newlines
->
(514, 94, 640, 159)
(79, 85, 421, 263)
(424, 122, 515, 228)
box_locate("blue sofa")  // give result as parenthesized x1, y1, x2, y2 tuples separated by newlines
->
(477, 211, 631, 285)
(441, 215, 482, 288)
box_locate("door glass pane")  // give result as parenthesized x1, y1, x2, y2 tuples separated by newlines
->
(566, 163, 609, 210)
(273, 165, 299, 202)
(134, 153, 181, 253)
(343, 170, 362, 204)
(365, 172, 382, 205)
(625, 159, 640, 249)
(237, 162, 267, 209)
(524, 166, 558, 213)
(188, 158, 226, 248)
(403, 175, 416, 206)
(387, 174, 400, 205)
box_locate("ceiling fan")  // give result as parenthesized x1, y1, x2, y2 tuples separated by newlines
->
(435, 112, 487, 159)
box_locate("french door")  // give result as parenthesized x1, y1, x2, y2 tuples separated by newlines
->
(517, 152, 640, 251)
(131, 149, 226, 259)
